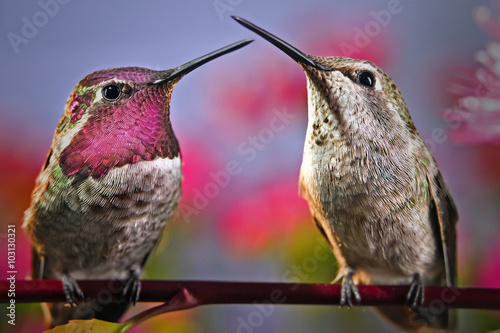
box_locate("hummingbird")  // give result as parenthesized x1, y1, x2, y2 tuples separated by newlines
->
(233, 17, 458, 331)
(22, 39, 252, 328)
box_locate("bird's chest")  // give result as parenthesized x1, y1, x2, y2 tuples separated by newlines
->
(300, 142, 375, 214)
(30, 156, 182, 274)
(299, 145, 435, 275)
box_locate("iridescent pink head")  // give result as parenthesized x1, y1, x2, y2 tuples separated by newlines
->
(54, 39, 252, 178)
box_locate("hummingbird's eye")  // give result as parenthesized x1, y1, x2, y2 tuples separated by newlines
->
(357, 71, 375, 88)
(102, 84, 122, 101)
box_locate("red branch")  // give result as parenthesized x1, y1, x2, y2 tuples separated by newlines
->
(0, 280, 499, 310)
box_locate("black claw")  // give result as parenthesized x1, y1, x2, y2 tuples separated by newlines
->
(62, 274, 85, 306)
(120, 269, 141, 305)
(406, 273, 425, 309)
(340, 271, 361, 308)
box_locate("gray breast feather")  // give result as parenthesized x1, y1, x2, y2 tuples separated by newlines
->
(26, 156, 182, 279)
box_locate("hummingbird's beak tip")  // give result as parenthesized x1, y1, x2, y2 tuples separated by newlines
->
(239, 38, 254, 46)
(231, 16, 331, 72)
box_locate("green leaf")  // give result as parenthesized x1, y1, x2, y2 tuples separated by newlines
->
(44, 318, 127, 333)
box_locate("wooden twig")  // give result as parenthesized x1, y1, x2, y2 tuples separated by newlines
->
(0, 280, 498, 310)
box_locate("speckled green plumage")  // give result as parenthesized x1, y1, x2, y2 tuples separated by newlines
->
(23, 39, 253, 328)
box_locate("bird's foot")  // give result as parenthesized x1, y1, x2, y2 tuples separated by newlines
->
(120, 267, 141, 305)
(340, 270, 361, 308)
(62, 274, 85, 306)
(406, 273, 424, 309)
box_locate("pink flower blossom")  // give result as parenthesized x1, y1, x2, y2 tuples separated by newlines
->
(445, 5, 500, 145)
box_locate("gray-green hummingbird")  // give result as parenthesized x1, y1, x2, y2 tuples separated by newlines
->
(23, 39, 252, 328)
(233, 16, 457, 331)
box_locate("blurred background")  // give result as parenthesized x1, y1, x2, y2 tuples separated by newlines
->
(1, 1, 500, 332)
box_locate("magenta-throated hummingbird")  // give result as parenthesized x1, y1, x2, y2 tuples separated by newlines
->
(23, 39, 252, 328)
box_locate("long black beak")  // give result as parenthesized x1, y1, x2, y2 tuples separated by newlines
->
(232, 16, 330, 71)
(154, 39, 254, 84)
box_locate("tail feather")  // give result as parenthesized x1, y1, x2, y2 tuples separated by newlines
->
(373, 306, 455, 332)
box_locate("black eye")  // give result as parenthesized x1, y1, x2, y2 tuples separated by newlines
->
(102, 84, 121, 101)
(358, 71, 375, 88)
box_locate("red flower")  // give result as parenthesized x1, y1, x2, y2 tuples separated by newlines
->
(0, 122, 45, 280)
(219, 179, 310, 255)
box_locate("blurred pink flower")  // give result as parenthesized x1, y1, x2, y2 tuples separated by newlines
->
(0, 139, 42, 279)
(475, 236, 500, 288)
(178, 140, 224, 218)
(219, 179, 310, 255)
(204, 60, 307, 138)
(445, 5, 500, 145)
